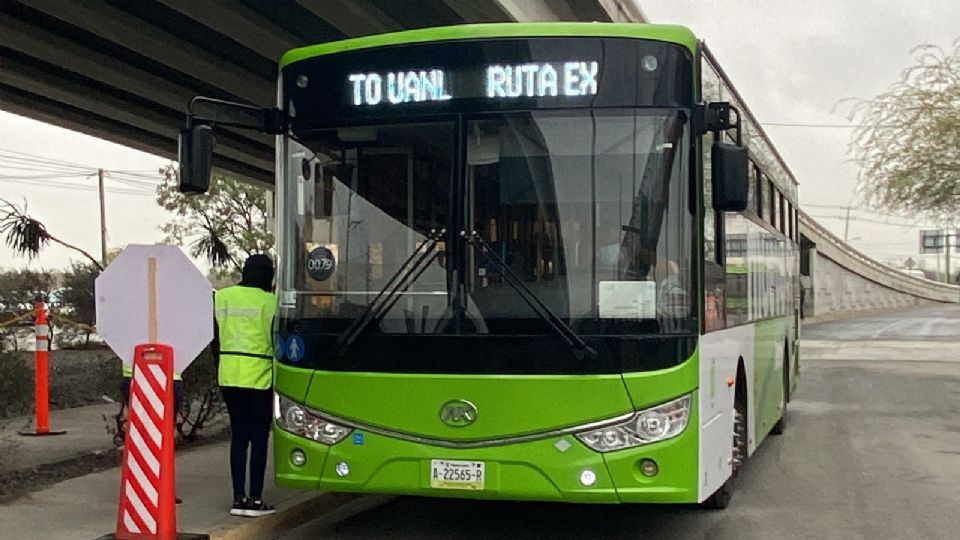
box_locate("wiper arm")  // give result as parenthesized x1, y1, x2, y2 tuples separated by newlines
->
(463, 230, 597, 361)
(335, 229, 445, 357)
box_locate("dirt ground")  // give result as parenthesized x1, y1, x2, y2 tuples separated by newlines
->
(0, 347, 228, 503)
(1, 348, 123, 419)
(0, 448, 122, 504)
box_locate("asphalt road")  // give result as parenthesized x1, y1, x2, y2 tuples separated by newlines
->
(803, 303, 960, 342)
(280, 304, 960, 540)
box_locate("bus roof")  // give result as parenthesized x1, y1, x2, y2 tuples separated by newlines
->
(279, 22, 697, 69)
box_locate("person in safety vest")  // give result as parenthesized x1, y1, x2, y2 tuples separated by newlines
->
(214, 254, 277, 518)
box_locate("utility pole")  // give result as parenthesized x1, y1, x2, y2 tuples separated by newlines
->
(946, 229, 953, 285)
(843, 206, 852, 242)
(98, 168, 107, 268)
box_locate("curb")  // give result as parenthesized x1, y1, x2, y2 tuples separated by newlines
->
(800, 304, 932, 326)
(800, 340, 960, 363)
(207, 492, 388, 540)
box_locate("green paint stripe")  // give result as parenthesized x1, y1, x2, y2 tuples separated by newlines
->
(280, 23, 698, 69)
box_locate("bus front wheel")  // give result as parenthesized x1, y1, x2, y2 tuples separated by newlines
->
(703, 378, 747, 510)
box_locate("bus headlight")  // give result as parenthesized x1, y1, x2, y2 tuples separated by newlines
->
(574, 395, 691, 453)
(275, 394, 352, 445)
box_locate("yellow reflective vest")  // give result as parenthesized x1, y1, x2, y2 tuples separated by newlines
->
(214, 285, 277, 390)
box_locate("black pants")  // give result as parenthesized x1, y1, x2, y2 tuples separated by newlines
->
(221, 386, 272, 500)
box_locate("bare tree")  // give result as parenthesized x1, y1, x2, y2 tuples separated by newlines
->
(0, 198, 103, 270)
(846, 40, 960, 223)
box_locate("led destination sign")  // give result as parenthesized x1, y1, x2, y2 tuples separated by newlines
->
(348, 70, 452, 106)
(487, 61, 598, 98)
(347, 61, 600, 106)
(286, 38, 694, 123)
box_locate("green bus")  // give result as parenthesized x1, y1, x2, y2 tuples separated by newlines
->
(180, 22, 801, 508)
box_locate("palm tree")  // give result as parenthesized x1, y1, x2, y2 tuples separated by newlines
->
(0, 198, 103, 271)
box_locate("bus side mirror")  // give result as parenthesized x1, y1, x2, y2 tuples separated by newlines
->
(178, 124, 215, 194)
(711, 142, 748, 212)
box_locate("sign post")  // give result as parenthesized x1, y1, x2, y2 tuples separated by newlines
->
(920, 229, 959, 285)
(95, 245, 213, 540)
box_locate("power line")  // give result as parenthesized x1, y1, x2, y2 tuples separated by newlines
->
(0, 177, 154, 196)
(104, 172, 160, 186)
(0, 161, 92, 174)
(107, 170, 164, 178)
(0, 159, 94, 176)
(0, 173, 91, 180)
(0, 147, 164, 181)
(807, 214, 925, 228)
(0, 146, 103, 172)
(760, 122, 899, 129)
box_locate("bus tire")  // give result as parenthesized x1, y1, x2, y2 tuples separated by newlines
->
(703, 377, 747, 510)
(771, 343, 789, 435)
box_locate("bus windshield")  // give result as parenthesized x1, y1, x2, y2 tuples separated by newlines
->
(280, 109, 692, 338)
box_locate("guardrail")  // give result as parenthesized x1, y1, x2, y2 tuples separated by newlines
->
(799, 210, 959, 303)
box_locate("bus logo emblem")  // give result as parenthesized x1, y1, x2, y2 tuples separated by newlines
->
(440, 400, 477, 427)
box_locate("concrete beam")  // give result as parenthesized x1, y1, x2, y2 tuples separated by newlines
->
(0, 68, 273, 176)
(294, 0, 401, 37)
(800, 213, 959, 303)
(0, 84, 272, 187)
(440, 0, 515, 23)
(0, 82, 177, 166)
(16, 0, 275, 105)
(494, 0, 645, 23)
(595, 0, 648, 22)
(494, 0, 567, 21)
(0, 13, 273, 171)
(157, 0, 303, 63)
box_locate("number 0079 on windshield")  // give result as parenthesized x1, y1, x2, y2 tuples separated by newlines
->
(430, 460, 485, 490)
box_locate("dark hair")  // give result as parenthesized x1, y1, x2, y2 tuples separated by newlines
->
(239, 254, 274, 292)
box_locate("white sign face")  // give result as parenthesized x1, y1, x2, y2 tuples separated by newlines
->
(95, 245, 213, 373)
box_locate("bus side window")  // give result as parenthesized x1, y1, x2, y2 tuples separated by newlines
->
(703, 132, 726, 332)
(767, 179, 776, 227)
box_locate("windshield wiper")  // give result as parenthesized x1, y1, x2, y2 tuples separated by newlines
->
(463, 230, 598, 361)
(335, 229, 445, 357)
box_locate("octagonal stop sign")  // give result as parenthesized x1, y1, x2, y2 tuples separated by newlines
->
(96, 244, 213, 374)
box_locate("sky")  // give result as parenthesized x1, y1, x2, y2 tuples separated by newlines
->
(642, 0, 959, 274)
(0, 110, 171, 271)
(1, 1, 958, 275)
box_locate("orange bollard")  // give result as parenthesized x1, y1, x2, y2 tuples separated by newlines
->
(19, 302, 66, 437)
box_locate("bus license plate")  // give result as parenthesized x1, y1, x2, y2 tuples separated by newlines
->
(430, 460, 485, 490)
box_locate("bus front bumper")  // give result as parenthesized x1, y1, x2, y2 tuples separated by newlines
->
(274, 398, 699, 504)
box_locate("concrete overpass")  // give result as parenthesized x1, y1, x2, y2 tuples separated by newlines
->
(0, 1, 956, 316)
(798, 212, 959, 321)
(0, 0, 645, 185)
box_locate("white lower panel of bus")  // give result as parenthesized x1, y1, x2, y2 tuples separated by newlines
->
(697, 324, 755, 502)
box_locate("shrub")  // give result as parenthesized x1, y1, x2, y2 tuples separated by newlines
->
(0, 351, 32, 418)
(177, 345, 226, 443)
(108, 345, 226, 446)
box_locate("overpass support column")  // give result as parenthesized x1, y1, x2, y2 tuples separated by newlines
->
(800, 241, 816, 319)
